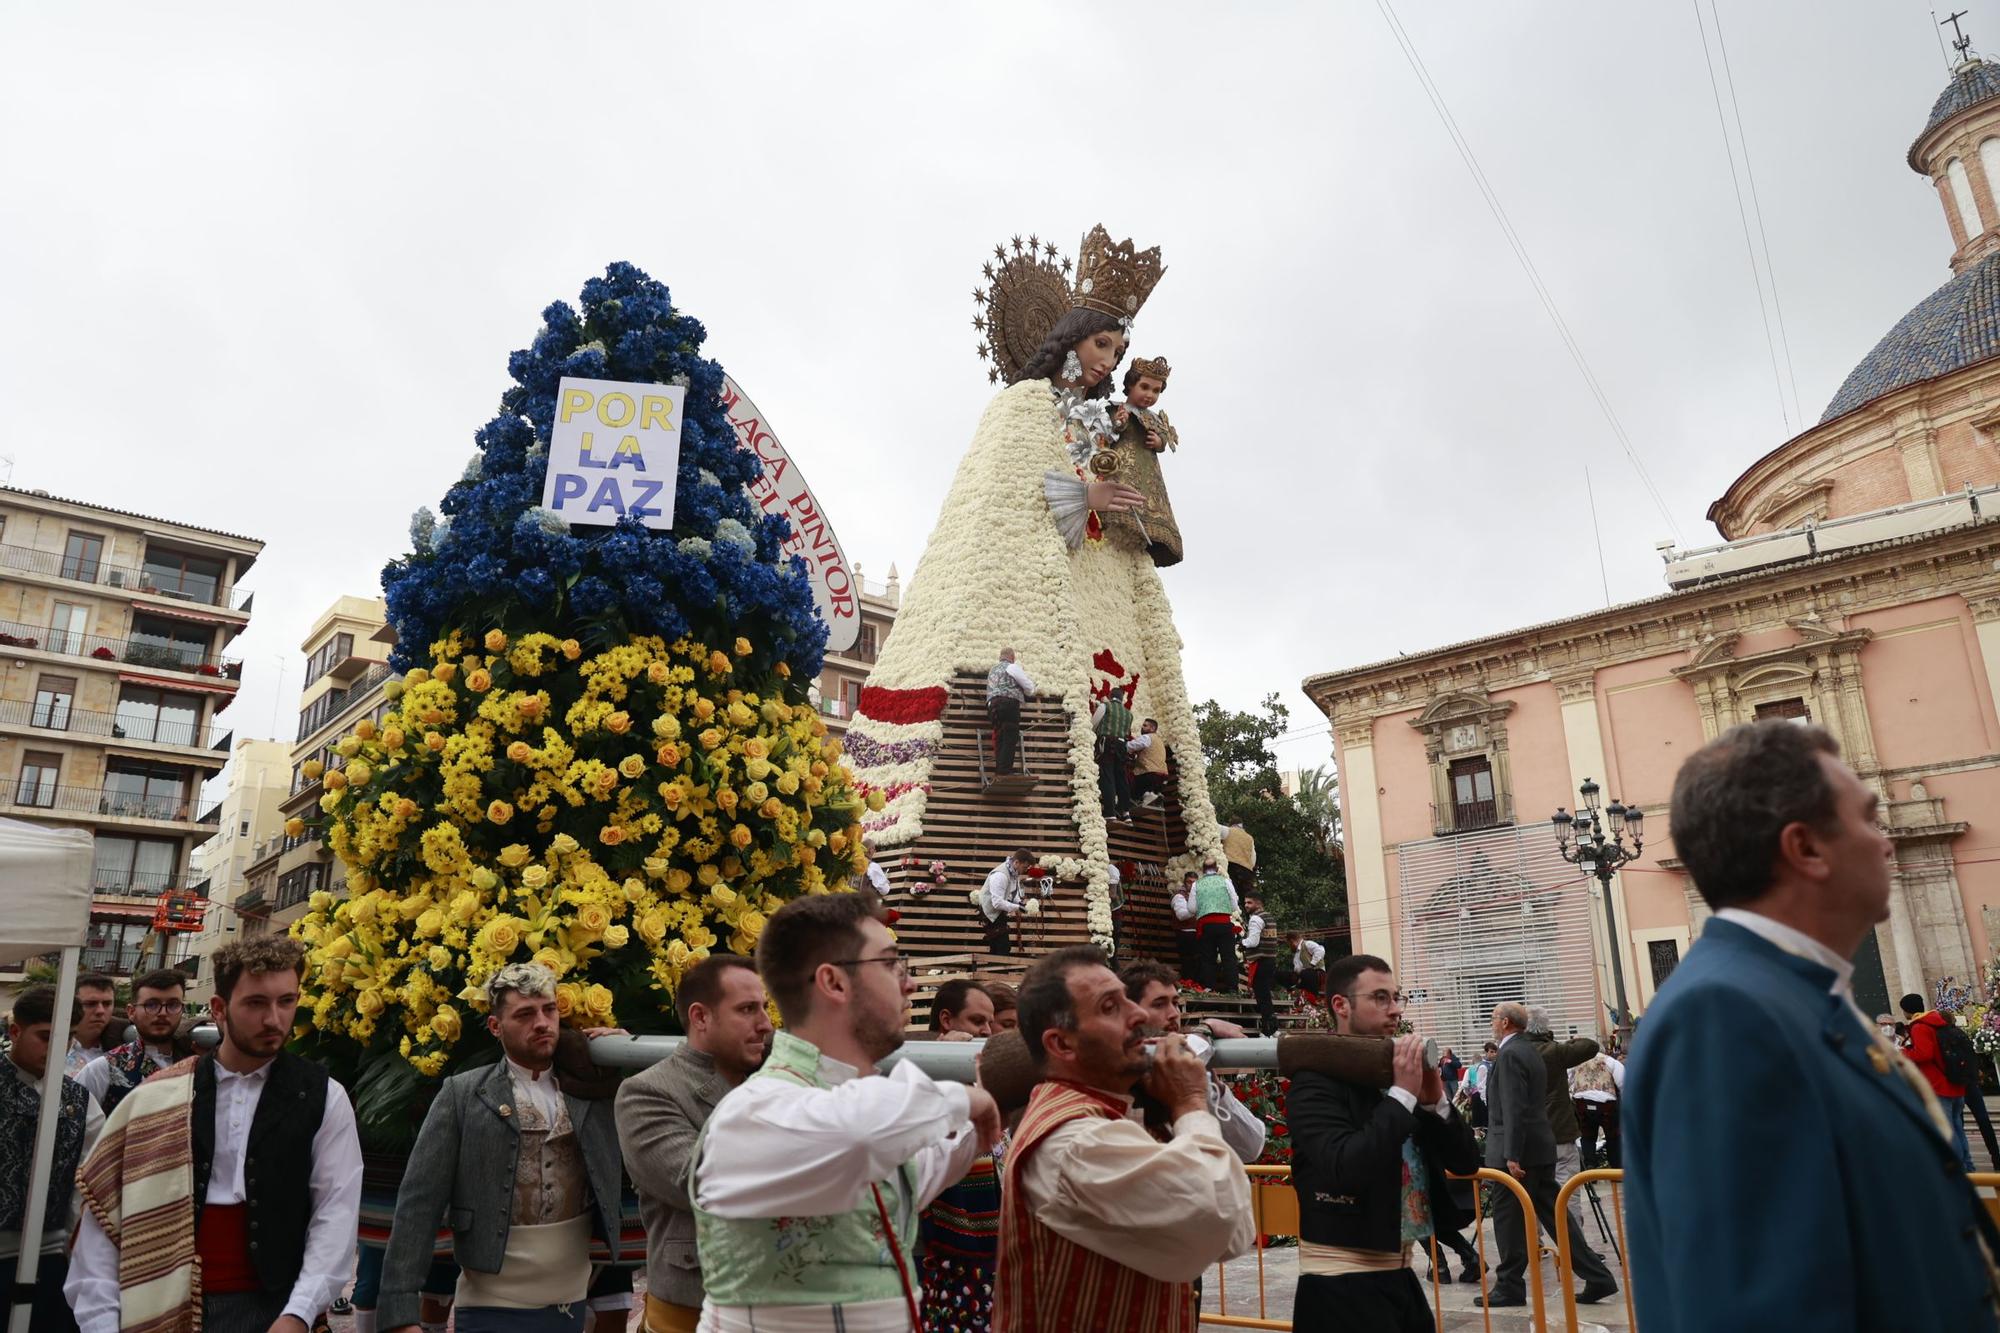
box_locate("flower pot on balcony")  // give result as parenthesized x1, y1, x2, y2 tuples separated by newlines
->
(89, 647, 115, 660)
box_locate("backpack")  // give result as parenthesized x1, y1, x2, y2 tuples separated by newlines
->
(1934, 1018, 1980, 1090)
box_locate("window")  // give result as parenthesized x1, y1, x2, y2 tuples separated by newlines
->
(304, 633, 355, 686)
(31, 675, 75, 731)
(117, 686, 202, 745)
(92, 834, 179, 896)
(48, 602, 89, 655)
(1949, 158, 1984, 240)
(843, 679, 862, 714)
(1753, 697, 1811, 723)
(101, 761, 188, 820)
(1647, 938, 1681, 990)
(16, 751, 60, 807)
(127, 616, 211, 672)
(61, 533, 104, 584)
(1448, 755, 1498, 830)
(140, 550, 224, 605)
(859, 624, 877, 658)
(240, 819, 250, 836)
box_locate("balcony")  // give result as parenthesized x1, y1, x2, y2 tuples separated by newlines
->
(1431, 792, 1515, 837)
(4, 779, 199, 824)
(75, 947, 202, 979)
(0, 697, 224, 750)
(0, 543, 250, 611)
(0, 617, 241, 679)
(92, 868, 206, 900)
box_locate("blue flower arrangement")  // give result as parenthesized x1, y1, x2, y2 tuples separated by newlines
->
(383, 263, 828, 679)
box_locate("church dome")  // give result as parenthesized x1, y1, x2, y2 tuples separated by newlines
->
(1821, 248, 2000, 422)
(1910, 58, 2000, 169)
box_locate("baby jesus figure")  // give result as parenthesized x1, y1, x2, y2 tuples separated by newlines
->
(1108, 355, 1184, 566)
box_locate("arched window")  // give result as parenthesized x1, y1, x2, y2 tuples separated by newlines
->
(1979, 140, 2000, 231)
(1948, 157, 1983, 239)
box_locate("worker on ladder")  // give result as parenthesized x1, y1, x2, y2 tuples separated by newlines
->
(986, 648, 1035, 777)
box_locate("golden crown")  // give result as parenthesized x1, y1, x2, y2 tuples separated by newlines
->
(1130, 355, 1171, 385)
(1073, 225, 1165, 322)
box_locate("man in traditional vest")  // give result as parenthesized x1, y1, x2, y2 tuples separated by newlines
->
(3, 985, 103, 1333)
(994, 946, 1254, 1332)
(984, 649, 1035, 776)
(979, 850, 1033, 957)
(68, 935, 363, 1333)
(76, 968, 192, 1115)
(1221, 821, 1256, 898)
(1170, 872, 1198, 982)
(1239, 893, 1280, 1035)
(1128, 719, 1168, 810)
(616, 955, 773, 1333)
(692, 891, 1001, 1331)
(1189, 858, 1239, 992)
(381, 962, 624, 1333)
(1286, 930, 1328, 1006)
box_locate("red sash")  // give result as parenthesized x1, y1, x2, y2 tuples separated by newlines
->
(196, 1203, 257, 1293)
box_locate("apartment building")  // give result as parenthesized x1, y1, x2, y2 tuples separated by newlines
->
(813, 566, 900, 735)
(239, 596, 393, 937)
(183, 737, 291, 1000)
(0, 486, 260, 981)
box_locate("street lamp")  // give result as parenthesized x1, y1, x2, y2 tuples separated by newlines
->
(1553, 780, 1644, 1032)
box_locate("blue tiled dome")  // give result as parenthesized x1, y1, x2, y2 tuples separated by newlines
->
(1909, 59, 2000, 169)
(1822, 249, 2000, 422)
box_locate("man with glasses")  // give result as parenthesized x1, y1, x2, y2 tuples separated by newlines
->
(77, 969, 189, 1114)
(64, 973, 118, 1077)
(692, 892, 1001, 1331)
(1287, 955, 1479, 1330)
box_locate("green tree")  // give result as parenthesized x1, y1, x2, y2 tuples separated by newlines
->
(1194, 696, 1347, 941)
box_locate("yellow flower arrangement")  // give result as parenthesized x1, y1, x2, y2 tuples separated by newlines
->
(294, 633, 870, 1078)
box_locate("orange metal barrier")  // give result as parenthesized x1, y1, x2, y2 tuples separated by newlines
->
(1198, 1166, 1549, 1332)
(1552, 1169, 1632, 1333)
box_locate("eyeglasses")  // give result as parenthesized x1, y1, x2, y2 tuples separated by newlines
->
(1345, 989, 1406, 1007)
(135, 1000, 185, 1016)
(832, 955, 910, 980)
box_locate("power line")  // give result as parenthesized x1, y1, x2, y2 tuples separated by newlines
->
(1374, 0, 1683, 543)
(1703, 0, 1806, 428)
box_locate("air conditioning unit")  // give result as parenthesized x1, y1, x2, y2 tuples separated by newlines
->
(105, 570, 127, 589)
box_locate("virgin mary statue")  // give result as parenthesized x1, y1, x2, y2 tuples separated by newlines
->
(842, 227, 1222, 953)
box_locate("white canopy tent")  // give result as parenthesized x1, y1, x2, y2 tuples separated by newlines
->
(0, 818, 96, 1333)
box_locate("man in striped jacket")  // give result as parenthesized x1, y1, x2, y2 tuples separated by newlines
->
(993, 947, 1254, 1332)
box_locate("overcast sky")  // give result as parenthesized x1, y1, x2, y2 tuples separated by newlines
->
(0, 1, 1976, 787)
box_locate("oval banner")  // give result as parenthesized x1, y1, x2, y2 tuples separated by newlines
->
(720, 375, 860, 653)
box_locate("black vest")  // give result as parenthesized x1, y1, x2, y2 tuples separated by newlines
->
(191, 1052, 328, 1294)
(0, 1066, 86, 1234)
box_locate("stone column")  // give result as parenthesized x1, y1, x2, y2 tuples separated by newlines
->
(1554, 672, 1638, 1019)
(1336, 716, 1395, 965)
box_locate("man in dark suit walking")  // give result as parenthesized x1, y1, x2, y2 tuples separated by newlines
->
(1475, 1003, 1618, 1309)
(1289, 954, 1480, 1330)
(1626, 722, 2000, 1332)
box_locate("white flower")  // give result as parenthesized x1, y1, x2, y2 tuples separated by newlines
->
(715, 519, 755, 553)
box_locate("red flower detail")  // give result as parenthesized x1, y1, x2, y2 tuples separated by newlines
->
(856, 685, 949, 726)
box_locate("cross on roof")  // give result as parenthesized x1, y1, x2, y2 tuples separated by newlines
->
(1945, 10, 1975, 62)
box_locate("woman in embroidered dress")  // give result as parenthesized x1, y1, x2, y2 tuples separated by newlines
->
(845, 229, 1223, 950)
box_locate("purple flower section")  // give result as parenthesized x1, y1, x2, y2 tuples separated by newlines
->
(844, 730, 937, 771)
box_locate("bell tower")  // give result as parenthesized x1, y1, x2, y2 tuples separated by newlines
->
(1909, 30, 2000, 273)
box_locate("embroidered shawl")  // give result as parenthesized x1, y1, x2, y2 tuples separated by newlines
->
(75, 1055, 201, 1333)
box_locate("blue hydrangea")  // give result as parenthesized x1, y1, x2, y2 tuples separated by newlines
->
(381, 262, 828, 679)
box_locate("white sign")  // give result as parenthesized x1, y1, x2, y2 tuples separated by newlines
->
(720, 376, 860, 653)
(542, 377, 684, 530)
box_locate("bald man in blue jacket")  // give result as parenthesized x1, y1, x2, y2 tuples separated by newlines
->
(1626, 722, 1999, 1332)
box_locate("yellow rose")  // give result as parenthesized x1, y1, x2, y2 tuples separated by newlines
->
(829, 832, 847, 855)
(319, 791, 342, 814)
(642, 857, 668, 879)
(336, 736, 361, 759)
(422, 708, 445, 726)
(284, 817, 305, 838)
(467, 668, 493, 693)
(407, 667, 431, 686)
(355, 719, 377, 741)
(698, 863, 721, 887)
(560, 638, 582, 660)
(383, 679, 406, 700)
(425, 732, 446, 752)
(430, 1004, 462, 1042)
(347, 761, 373, 787)
(660, 784, 684, 811)
(451, 890, 481, 924)
(498, 844, 532, 868)
(710, 884, 737, 907)
(480, 917, 523, 954)
(518, 695, 545, 721)
(487, 800, 514, 825)
(356, 988, 385, 1018)
(554, 983, 582, 1017)
(693, 698, 715, 722)
(653, 714, 682, 739)
(584, 984, 615, 1018)
(618, 754, 647, 780)
(322, 934, 355, 960)
(485, 629, 509, 652)
(759, 798, 782, 820)
(507, 740, 533, 763)
(733, 636, 753, 657)
(699, 728, 723, 751)
(729, 824, 754, 850)
(656, 743, 681, 768)
(606, 711, 632, 735)
(301, 759, 325, 780)
(665, 938, 692, 969)
(382, 727, 405, 750)
(599, 825, 626, 846)
(575, 902, 611, 934)
(415, 908, 445, 938)
(796, 845, 816, 866)
(776, 771, 800, 796)
(434, 662, 459, 683)
(777, 661, 791, 678)
(716, 788, 738, 813)
(521, 864, 550, 891)
(395, 798, 419, 820)
(647, 661, 670, 684)
(595, 768, 619, 795)
(666, 868, 694, 893)
(602, 924, 630, 949)
(427, 945, 453, 971)
(551, 832, 581, 855)
(708, 650, 730, 674)
(636, 911, 667, 946)
(325, 769, 348, 791)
